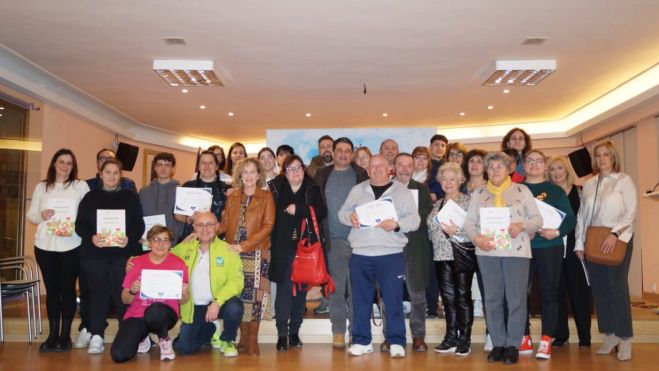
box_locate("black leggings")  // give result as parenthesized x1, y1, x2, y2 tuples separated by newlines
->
(81, 256, 128, 337)
(34, 247, 79, 322)
(111, 303, 178, 363)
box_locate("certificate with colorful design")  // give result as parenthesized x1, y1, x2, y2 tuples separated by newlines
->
(45, 198, 77, 236)
(480, 207, 511, 250)
(96, 209, 126, 246)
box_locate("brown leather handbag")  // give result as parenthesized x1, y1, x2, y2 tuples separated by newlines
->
(584, 176, 627, 266)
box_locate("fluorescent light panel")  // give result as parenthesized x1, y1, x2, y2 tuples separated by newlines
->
(153, 59, 224, 87)
(483, 60, 556, 86)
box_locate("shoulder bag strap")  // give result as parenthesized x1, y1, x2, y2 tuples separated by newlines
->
(587, 175, 601, 227)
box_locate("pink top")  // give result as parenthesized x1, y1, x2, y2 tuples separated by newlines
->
(122, 253, 189, 319)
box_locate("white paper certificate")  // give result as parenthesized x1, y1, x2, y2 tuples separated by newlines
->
(45, 198, 77, 236)
(355, 197, 399, 228)
(410, 189, 419, 210)
(534, 199, 566, 229)
(480, 207, 511, 250)
(142, 214, 167, 251)
(97, 209, 126, 246)
(434, 199, 467, 228)
(139, 269, 183, 300)
(175, 187, 212, 216)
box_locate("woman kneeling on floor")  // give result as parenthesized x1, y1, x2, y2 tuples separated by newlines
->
(111, 226, 189, 363)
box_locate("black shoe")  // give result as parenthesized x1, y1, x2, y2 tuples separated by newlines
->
(276, 336, 288, 352)
(53, 336, 72, 352)
(39, 335, 58, 353)
(433, 336, 458, 353)
(288, 333, 303, 348)
(503, 346, 519, 365)
(380, 340, 390, 352)
(487, 346, 505, 362)
(552, 338, 568, 347)
(579, 340, 591, 348)
(455, 340, 471, 356)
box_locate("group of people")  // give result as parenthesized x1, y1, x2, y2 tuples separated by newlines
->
(27, 127, 638, 364)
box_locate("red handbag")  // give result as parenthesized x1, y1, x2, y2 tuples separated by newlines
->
(291, 206, 336, 296)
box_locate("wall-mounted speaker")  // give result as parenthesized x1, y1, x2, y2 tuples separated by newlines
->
(568, 147, 592, 178)
(115, 142, 139, 172)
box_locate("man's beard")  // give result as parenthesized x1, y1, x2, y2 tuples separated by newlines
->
(321, 152, 333, 164)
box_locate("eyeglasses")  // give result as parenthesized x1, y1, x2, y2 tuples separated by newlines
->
(525, 158, 545, 166)
(150, 237, 172, 244)
(448, 152, 464, 159)
(194, 223, 217, 229)
(286, 165, 303, 173)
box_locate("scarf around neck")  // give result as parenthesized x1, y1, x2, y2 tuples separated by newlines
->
(486, 176, 512, 207)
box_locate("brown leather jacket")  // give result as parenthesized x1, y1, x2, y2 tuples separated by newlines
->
(218, 186, 275, 252)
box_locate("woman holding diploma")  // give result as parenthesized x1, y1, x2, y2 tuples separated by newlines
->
(218, 158, 275, 355)
(427, 162, 475, 356)
(463, 151, 542, 365)
(521, 150, 576, 360)
(110, 226, 189, 363)
(176, 150, 228, 240)
(76, 158, 145, 355)
(27, 149, 89, 352)
(269, 154, 327, 352)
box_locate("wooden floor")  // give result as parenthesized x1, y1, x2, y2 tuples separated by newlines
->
(0, 342, 656, 371)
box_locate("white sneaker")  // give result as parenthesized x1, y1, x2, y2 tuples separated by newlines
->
(484, 334, 493, 352)
(73, 328, 92, 349)
(137, 336, 151, 354)
(389, 344, 406, 358)
(159, 338, 176, 361)
(348, 343, 373, 356)
(87, 335, 105, 354)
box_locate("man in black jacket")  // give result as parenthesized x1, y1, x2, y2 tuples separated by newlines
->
(313, 137, 369, 348)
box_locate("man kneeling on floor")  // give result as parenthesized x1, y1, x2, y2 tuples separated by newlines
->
(173, 211, 245, 356)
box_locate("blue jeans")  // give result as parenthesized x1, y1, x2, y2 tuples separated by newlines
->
(178, 296, 243, 355)
(350, 253, 405, 346)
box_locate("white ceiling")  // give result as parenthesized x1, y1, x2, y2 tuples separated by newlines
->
(1, 0, 658, 144)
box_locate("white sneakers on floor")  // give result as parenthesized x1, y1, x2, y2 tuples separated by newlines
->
(389, 344, 406, 358)
(483, 334, 493, 352)
(159, 338, 175, 361)
(87, 335, 104, 354)
(137, 336, 152, 354)
(348, 343, 374, 356)
(73, 328, 92, 349)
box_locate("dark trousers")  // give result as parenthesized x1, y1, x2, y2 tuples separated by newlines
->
(588, 240, 634, 338)
(34, 247, 79, 323)
(81, 256, 128, 337)
(524, 246, 563, 337)
(351, 253, 405, 346)
(110, 303, 177, 363)
(275, 252, 308, 337)
(554, 247, 592, 343)
(77, 253, 90, 331)
(426, 261, 440, 315)
(436, 258, 475, 340)
(178, 297, 243, 355)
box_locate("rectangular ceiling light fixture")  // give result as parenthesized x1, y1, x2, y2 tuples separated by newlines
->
(153, 59, 224, 87)
(483, 59, 556, 86)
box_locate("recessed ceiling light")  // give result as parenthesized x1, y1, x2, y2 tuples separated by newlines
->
(487, 105, 494, 110)
(228, 112, 234, 117)
(199, 105, 206, 110)
(0, 106, 4, 110)
(503, 89, 510, 94)
(0, 113, 3, 117)
(459, 112, 466, 116)
(181, 88, 189, 93)
(305, 113, 311, 117)
(483, 59, 556, 86)
(153, 59, 224, 87)
(382, 113, 389, 117)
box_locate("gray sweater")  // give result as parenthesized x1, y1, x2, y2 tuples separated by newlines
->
(463, 183, 543, 259)
(338, 180, 421, 256)
(139, 179, 185, 241)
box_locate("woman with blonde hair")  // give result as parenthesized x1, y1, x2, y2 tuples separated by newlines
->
(574, 140, 637, 361)
(547, 156, 592, 348)
(218, 158, 275, 355)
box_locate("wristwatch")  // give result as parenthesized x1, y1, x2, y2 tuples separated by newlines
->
(394, 222, 401, 233)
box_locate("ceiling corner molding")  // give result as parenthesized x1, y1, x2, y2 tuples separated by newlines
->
(0, 44, 206, 152)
